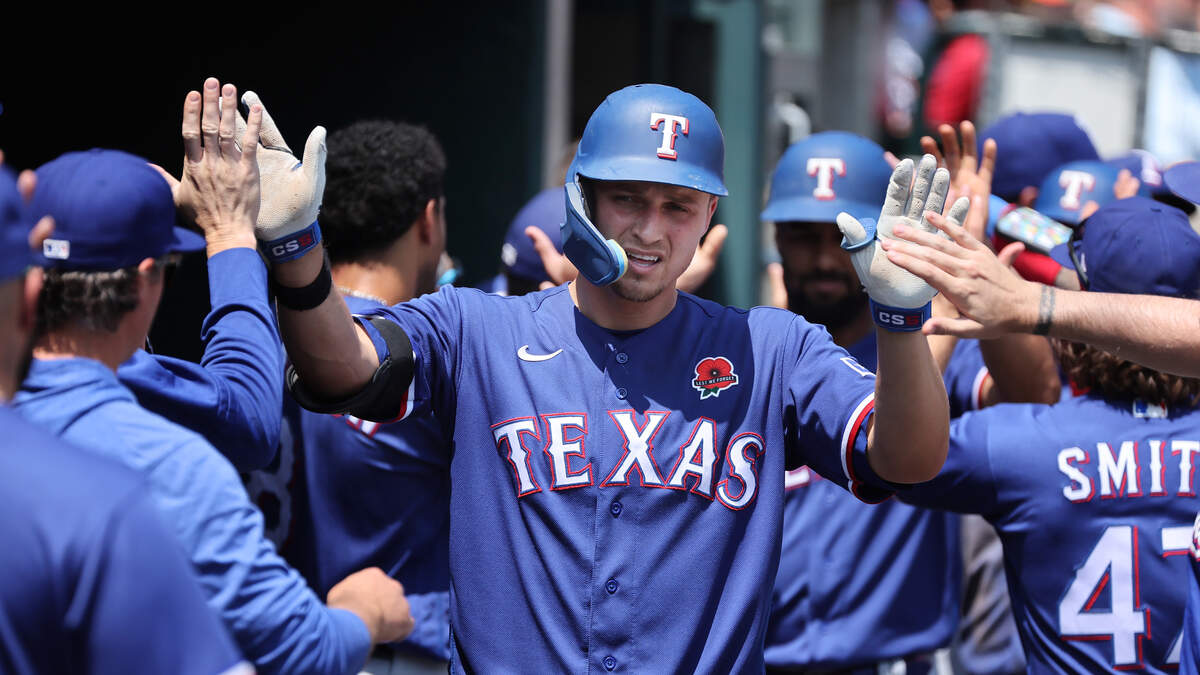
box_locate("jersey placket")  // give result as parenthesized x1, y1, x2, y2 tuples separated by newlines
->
(586, 338, 639, 673)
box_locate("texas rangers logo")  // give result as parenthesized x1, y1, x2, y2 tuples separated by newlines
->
(1058, 170, 1096, 211)
(651, 112, 689, 160)
(692, 356, 739, 399)
(807, 157, 846, 200)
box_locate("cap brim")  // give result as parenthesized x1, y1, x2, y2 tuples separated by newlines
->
(168, 227, 206, 254)
(1165, 161, 1200, 204)
(1048, 241, 1074, 269)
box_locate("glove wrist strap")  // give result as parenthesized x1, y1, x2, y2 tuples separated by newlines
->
(261, 221, 322, 264)
(870, 299, 930, 332)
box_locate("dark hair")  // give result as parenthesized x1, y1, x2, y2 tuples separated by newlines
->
(1054, 340, 1200, 409)
(321, 120, 447, 264)
(38, 266, 143, 334)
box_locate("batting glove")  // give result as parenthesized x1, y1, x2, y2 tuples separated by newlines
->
(237, 91, 327, 263)
(837, 154, 968, 332)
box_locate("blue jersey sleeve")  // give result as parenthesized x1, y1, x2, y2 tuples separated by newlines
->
(1182, 513, 1200, 675)
(357, 285, 465, 422)
(779, 315, 886, 502)
(943, 339, 989, 418)
(87, 487, 250, 675)
(162, 437, 371, 675)
(120, 248, 282, 470)
(896, 408, 1002, 517)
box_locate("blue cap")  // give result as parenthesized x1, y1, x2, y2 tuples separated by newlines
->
(1048, 196, 1200, 297)
(31, 149, 204, 271)
(570, 83, 727, 197)
(1106, 150, 1168, 199)
(979, 113, 1099, 202)
(760, 131, 891, 224)
(1164, 160, 1200, 204)
(1033, 160, 1122, 226)
(502, 187, 563, 282)
(0, 168, 32, 282)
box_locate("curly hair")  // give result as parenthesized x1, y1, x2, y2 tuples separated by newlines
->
(321, 120, 447, 264)
(38, 266, 144, 334)
(1054, 339, 1200, 409)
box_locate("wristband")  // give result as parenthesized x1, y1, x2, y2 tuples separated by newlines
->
(261, 221, 322, 264)
(272, 256, 332, 311)
(869, 299, 930, 332)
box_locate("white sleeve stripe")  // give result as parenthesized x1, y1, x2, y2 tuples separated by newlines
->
(971, 367, 991, 411)
(840, 392, 876, 485)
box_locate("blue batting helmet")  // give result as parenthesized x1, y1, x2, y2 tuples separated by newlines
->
(563, 84, 727, 286)
(761, 131, 890, 224)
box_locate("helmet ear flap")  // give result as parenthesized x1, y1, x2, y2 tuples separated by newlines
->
(561, 180, 628, 286)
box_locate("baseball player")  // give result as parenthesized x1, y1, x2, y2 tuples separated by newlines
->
(0, 164, 249, 675)
(261, 119, 453, 671)
(897, 196, 1200, 672)
(761, 131, 972, 673)
(261, 83, 960, 671)
(14, 80, 413, 675)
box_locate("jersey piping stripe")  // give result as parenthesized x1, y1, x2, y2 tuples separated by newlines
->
(971, 367, 991, 411)
(840, 392, 876, 489)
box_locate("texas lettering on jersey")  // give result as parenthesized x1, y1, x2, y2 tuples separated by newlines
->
(491, 409, 766, 511)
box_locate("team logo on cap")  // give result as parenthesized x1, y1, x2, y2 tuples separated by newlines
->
(651, 113, 689, 160)
(807, 158, 846, 200)
(1058, 170, 1096, 211)
(43, 239, 70, 260)
(692, 356, 739, 399)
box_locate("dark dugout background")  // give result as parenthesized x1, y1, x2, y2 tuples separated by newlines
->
(0, 2, 713, 362)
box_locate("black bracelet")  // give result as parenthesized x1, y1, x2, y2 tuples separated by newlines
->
(1032, 285, 1056, 335)
(271, 256, 333, 311)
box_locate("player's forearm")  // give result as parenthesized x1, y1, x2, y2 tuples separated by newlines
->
(1028, 289, 1200, 377)
(869, 330, 950, 483)
(927, 294, 961, 374)
(274, 248, 381, 399)
(977, 334, 1060, 405)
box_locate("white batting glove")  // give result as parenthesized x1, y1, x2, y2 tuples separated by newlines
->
(836, 154, 969, 331)
(236, 91, 327, 263)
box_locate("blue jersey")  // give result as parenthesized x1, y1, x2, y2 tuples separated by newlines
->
(0, 406, 248, 675)
(119, 248, 282, 471)
(353, 283, 892, 672)
(260, 294, 452, 660)
(766, 331, 966, 668)
(1181, 512, 1200, 675)
(14, 357, 371, 675)
(901, 394, 1200, 673)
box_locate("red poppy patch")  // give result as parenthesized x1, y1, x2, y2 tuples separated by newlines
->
(692, 356, 739, 399)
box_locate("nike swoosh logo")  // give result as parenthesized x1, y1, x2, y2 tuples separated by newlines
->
(517, 345, 563, 362)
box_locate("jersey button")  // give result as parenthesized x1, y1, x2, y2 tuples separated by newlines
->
(615, 352, 629, 364)
(603, 655, 617, 671)
(615, 387, 627, 399)
(609, 501, 623, 517)
(605, 578, 619, 594)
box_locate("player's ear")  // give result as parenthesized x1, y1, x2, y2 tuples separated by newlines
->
(706, 195, 719, 221)
(17, 269, 41, 335)
(416, 197, 439, 245)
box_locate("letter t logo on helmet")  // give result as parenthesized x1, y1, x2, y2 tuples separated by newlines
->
(650, 113, 690, 160)
(806, 158, 846, 201)
(1058, 170, 1096, 211)
(561, 84, 728, 287)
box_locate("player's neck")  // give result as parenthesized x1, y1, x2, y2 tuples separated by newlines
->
(828, 308, 874, 349)
(331, 236, 431, 306)
(33, 326, 140, 372)
(570, 279, 677, 331)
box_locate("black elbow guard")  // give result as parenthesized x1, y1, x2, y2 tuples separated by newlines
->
(286, 317, 417, 422)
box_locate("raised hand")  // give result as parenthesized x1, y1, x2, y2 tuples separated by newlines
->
(235, 91, 327, 263)
(175, 77, 263, 257)
(836, 154, 969, 330)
